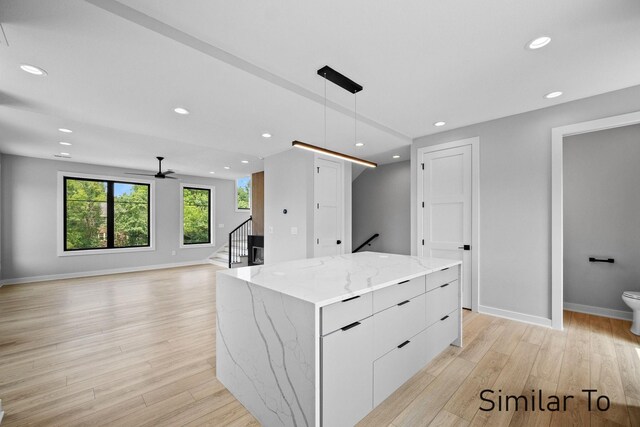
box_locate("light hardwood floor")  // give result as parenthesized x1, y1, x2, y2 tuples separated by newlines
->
(0, 265, 638, 426)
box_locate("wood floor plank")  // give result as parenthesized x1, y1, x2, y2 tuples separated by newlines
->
(1, 266, 638, 427)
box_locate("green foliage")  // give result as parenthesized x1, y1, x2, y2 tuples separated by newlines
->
(236, 177, 250, 210)
(65, 179, 149, 250)
(183, 188, 210, 244)
(114, 183, 149, 247)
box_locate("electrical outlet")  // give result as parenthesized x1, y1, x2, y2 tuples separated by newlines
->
(171, 250, 176, 256)
(218, 224, 224, 228)
(291, 227, 298, 235)
(269, 226, 274, 234)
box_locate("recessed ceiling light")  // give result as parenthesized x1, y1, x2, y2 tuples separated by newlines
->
(393, 155, 400, 159)
(20, 64, 47, 76)
(58, 128, 73, 133)
(173, 107, 190, 115)
(355, 142, 364, 147)
(545, 91, 563, 99)
(527, 36, 551, 50)
(434, 121, 446, 127)
(224, 166, 230, 170)
(60, 152, 70, 156)
(262, 133, 272, 138)
(209, 171, 215, 174)
(59, 142, 72, 146)
(241, 160, 249, 164)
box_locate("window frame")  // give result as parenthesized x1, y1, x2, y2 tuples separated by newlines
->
(179, 183, 215, 249)
(235, 176, 251, 212)
(57, 172, 155, 256)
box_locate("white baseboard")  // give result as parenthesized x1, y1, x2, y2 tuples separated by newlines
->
(564, 302, 633, 321)
(478, 305, 552, 328)
(0, 260, 210, 286)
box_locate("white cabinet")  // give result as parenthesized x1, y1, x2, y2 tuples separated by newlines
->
(321, 316, 374, 427)
(320, 265, 462, 426)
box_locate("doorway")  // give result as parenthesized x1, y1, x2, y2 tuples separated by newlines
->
(314, 157, 345, 257)
(551, 110, 640, 330)
(417, 137, 479, 310)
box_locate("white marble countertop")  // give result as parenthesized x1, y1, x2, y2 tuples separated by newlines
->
(218, 252, 461, 307)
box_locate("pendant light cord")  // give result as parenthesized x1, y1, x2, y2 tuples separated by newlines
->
(324, 73, 327, 149)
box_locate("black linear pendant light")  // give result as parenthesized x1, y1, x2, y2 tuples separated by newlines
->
(292, 66, 377, 168)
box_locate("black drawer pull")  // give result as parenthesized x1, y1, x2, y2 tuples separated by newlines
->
(397, 340, 410, 349)
(398, 280, 410, 285)
(441, 267, 449, 271)
(341, 321, 361, 331)
(440, 283, 450, 288)
(342, 295, 360, 302)
(440, 315, 449, 321)
(397, 300, 410, 306)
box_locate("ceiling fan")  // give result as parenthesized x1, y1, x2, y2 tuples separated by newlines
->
(127, 156, 177, 179)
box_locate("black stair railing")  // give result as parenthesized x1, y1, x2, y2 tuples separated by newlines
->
(353, 233, 379, 253)
(229, 216, 252, 268)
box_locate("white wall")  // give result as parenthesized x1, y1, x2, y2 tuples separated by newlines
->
(264, 149, 351, 264)
(412, 84, 640, 321)
(563, 124, 640, 313)
(0, 154, 249, 281)
(352, 161, 410, 255)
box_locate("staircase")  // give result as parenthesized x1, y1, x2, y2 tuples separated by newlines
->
(209, 238, 249, 268)
(209, 216, 252, 268)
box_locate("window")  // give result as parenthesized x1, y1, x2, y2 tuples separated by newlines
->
(181, 185, 214, 246)
(236, 176, 251, 211)
(64, 177, 150, 251)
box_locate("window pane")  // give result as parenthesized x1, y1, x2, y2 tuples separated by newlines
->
(114, 183, 150, 247)
(236, 177, 250, 210)
(183, 188, 210, 244)
(65, 179, 108, 250)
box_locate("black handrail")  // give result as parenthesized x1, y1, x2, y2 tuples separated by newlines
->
(229, 216, 252, 268)
(353, 233, 379, 253)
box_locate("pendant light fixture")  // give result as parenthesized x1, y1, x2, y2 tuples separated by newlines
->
(292, 66, 377, 168)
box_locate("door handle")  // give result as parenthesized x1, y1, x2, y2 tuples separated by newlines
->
(458, 244, 471, 250)
(337, 240, 342, 245)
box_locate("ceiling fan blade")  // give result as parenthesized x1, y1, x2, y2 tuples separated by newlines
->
(126, 173, 155, 176)
(164, 170, 175, 175)
(164, 175, 178, 179)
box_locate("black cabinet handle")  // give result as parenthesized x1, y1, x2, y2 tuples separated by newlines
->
(397, 340, 410, 349)
(589, 257, 614, 263)
(440, 315, 449, 321)
(440, 283, 450, 288)
(441, 267, 449, 271)
(341, 321, 361, 331)
(342, 295, 360, 302)
(397, 300, 410, 306)
(398, 280, 410, 285)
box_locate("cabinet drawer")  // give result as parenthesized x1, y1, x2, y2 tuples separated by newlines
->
(373, 293, 426, 359)
(373, 328, 426, 407)
(425, 280, 459, 327)
(425, 266, 458, 292)
(373, 275, 425, 313)
(322, 316, 374, 427)
(322, 292, 373, 336)
(424, 309, 460, 364)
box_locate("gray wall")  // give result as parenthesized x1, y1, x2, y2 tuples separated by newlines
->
(564, 124, 640, 313)
(0, 154, 249, 281)
(412, 84, 640, 320)
(264, 149, 352, 264)
(352, 161, 410, 255)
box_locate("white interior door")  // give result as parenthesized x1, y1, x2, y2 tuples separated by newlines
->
(420, 146, 472, 308)
(315, 158, 344, 257)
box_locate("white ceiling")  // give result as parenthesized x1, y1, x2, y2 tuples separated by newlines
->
(1, 0, 639, 179)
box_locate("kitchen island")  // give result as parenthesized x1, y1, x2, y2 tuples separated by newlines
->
(216, 252, 462, 427)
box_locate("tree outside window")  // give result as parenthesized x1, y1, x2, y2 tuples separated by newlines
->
(64, 177, 150, 251)
(236, 176, 251, 211)
(183, 187, 212, 245)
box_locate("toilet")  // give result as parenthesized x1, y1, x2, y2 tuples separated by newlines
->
(622, 291, 640, 335)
